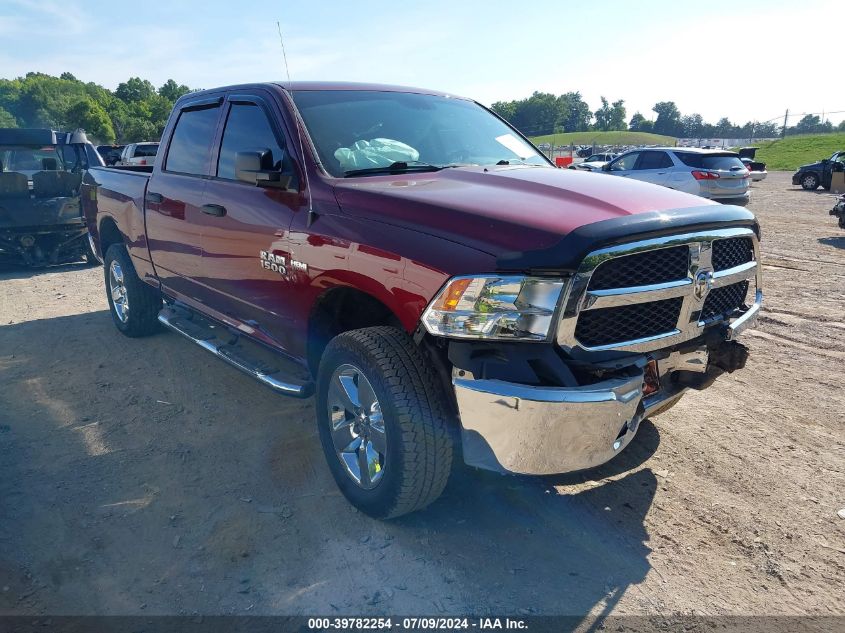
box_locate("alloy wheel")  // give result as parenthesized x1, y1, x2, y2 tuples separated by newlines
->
(109, 260, 129, 323)
(326, 364, 386, 489)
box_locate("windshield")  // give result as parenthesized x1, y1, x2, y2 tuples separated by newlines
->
(0, 144, 72, 175)
(290, 90, 549, 177)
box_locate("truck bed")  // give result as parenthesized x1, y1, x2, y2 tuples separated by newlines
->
(82, 165, 151, 265)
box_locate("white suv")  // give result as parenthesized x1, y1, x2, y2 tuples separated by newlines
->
(117, 142, 159, 166)
(602, 148, 750, 204)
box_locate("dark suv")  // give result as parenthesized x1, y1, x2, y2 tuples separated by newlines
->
(792, 151, 845, 190)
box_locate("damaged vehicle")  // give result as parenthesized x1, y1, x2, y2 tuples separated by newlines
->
(0, 128, 103, 267)
(82, 82, 763, 519)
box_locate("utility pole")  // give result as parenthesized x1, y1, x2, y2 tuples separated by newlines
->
(781, 109, 789, 138)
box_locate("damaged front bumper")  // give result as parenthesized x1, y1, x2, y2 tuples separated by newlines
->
(453, 340, 748, 476)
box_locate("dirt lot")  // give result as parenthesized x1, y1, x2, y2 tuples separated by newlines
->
(1, 172, 843, 620)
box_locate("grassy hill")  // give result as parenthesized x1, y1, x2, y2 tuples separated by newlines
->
(741, 133, 845, 171)
(529, 130, 677, 147)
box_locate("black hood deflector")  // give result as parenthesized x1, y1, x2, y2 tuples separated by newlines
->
(497, 204, 759, 272)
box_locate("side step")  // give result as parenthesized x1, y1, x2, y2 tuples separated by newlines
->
(157, 306, 314, 398)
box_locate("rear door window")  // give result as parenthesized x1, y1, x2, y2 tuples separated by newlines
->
(165, 105, 221, 175)
(636, 151, 673, 170)
(216, 103, 285, 180)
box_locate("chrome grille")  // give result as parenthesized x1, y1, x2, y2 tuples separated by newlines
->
(712, 237, 753, 271)
(588, 245, 689, 290)
(575, 297, 683, 347)
(700, 281, 749, 322)
(556, 227, 763, 354)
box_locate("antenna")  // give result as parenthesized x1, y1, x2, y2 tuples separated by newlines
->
(276, 21, 314, 225)
(276, 21, 292, 88)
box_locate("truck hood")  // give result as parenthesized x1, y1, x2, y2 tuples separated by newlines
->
(332, 165, 720, 257)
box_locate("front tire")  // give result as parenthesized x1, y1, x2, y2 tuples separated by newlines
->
(103, 243, 161, 337)
(316, 327, 453, 519)
(801, 173, 819, 190)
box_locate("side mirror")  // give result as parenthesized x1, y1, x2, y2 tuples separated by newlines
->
(235, 149, 293, 190)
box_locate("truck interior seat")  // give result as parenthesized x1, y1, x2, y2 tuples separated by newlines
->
(32, 171, 64, 198)
(42, 157, 58, 170)
(0, 172, 29, 198)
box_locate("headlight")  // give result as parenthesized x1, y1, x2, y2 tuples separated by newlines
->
(421, 275, 567, 341)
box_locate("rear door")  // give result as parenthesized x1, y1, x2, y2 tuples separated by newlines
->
(145, 96, 223, 302)
(631, 150, 673, 186)
(199, 90, 302, 352)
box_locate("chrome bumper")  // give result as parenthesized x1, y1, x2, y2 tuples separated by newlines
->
(454, 370, 645, 475)
(453, 347, 712, 475)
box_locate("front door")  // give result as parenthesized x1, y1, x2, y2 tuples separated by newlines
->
(607, 151, 640, 179)
(199, 92, 303, 353)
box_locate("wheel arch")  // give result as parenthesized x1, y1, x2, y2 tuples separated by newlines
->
(306, 285, 405, 377)
(97, 216, 125, 258)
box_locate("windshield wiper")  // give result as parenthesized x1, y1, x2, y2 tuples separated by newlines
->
(343, 161, 444, 178)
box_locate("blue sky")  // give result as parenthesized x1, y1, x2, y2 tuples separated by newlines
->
(1, 0, 843, 126)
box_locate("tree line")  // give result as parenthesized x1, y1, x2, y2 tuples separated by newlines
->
(491, 91, 845, 139)
(0, 72, 193, 144)
(2, 74, 842, 143)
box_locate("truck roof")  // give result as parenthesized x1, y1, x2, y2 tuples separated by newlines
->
(179, 81, 469, 102)
(0, 128, 90, 145)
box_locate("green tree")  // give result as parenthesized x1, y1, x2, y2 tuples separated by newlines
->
(609, 99, 626, 131)
(594, 96, 611, 131)
(628, 112, 646, 131)
(652, 101, 682, 136)
(680, 113, 704, 138)
(65, 97, 115, 142)
(158, 79, 191, 102)
(0, 105, 17, 127)
(115, 77, 155, 103)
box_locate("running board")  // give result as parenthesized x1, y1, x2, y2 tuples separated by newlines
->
(157, 308, 313, 398)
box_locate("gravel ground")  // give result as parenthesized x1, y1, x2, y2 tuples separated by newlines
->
(1, 172, 843, 620)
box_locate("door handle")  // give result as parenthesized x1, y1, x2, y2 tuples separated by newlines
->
(146, 191, 163, 204)
(201, 203, 227, 217)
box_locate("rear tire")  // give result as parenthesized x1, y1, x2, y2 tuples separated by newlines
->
(103, 243, 161, 337)
(84, 232, 101, 266)
(801, 173, 819, 190)
(316, 327, 453, 519)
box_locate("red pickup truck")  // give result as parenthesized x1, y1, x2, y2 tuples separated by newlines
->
(82, 82, 763, 518)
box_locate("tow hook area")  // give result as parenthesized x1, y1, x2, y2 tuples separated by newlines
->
(709, 340, 750, 373)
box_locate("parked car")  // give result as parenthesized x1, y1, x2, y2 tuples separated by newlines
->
(738, 147, 767, 182)
(792, 150, 845, 190)
(602, 148, 751, 204)
(82, 82, 762, 519)
(117, 142, 159, 166)
(97, 144, 126, 166)
(576, 147, 593, 158)
(0, 127, 103, 266)
(570, 152, 617, 171)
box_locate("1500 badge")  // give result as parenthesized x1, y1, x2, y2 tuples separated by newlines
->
(260, 250, 307, 276)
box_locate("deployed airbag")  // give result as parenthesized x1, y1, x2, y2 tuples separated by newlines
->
(334, 138, 419, 172)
